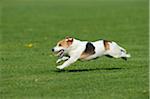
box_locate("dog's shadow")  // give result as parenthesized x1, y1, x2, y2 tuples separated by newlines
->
(55, 67, 125, 73)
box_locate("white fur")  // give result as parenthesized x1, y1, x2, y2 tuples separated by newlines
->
(53, 38, 131, 70)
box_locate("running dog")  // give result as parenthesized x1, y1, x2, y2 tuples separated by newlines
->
(52, 36, 131, 70)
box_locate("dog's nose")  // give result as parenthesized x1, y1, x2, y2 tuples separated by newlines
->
(51, 48, 54, 52)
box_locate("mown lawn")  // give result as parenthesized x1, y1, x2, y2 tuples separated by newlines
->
(0, 0, 149, 99)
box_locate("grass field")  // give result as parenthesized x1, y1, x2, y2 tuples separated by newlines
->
(0, 0, 149, 99)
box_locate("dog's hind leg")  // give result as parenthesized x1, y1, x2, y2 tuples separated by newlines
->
(104, 42, 131, 60)
(120, 51, 131, 60)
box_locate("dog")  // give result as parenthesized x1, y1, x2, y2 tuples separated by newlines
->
(52, 36, 131, 70)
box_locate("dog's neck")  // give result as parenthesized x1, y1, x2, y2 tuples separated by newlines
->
(69, 39, 81, 49)
(66, 39, 86, 56)
(68, 39, 81, 50)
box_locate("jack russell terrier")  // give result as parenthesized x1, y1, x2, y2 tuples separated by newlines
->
(52, 36, 131, 70)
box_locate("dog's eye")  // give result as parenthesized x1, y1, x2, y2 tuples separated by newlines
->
(58, 44, 62, 46)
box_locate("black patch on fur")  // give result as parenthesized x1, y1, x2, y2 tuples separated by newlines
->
(83, 42, 95, 55)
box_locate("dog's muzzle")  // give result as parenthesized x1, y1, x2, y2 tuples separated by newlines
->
(51, 48, 54, 52)
(52, 49, 64, 58)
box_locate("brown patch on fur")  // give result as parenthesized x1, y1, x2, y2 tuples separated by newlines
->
(57, 37, 73, 48)
(80, 42, 95, 59)
(103, 40, 112, 50)
(57, 39, 69, 48)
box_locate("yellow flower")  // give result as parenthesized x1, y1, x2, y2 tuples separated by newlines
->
(26, 43, 33, 48)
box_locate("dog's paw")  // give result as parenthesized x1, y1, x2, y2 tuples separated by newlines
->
(56, 65, 64, 70)
(56, 59, 61, 64)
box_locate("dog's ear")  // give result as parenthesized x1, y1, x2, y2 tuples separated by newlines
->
(65, 36, 73, 41)
(65, 36, 72, 39)
(65, 36, 73, 46)
(65, 36, 70, 39)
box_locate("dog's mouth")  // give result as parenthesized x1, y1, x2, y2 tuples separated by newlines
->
(54, 49, 64, 57)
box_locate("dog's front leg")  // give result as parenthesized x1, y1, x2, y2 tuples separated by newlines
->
(56, 56, 79, 70)
(56, 56, 69, 64)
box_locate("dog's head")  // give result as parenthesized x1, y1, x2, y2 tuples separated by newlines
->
(52, 36, 74, 57)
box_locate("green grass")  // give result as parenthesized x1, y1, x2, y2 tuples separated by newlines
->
(0, 0, 149, 99)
